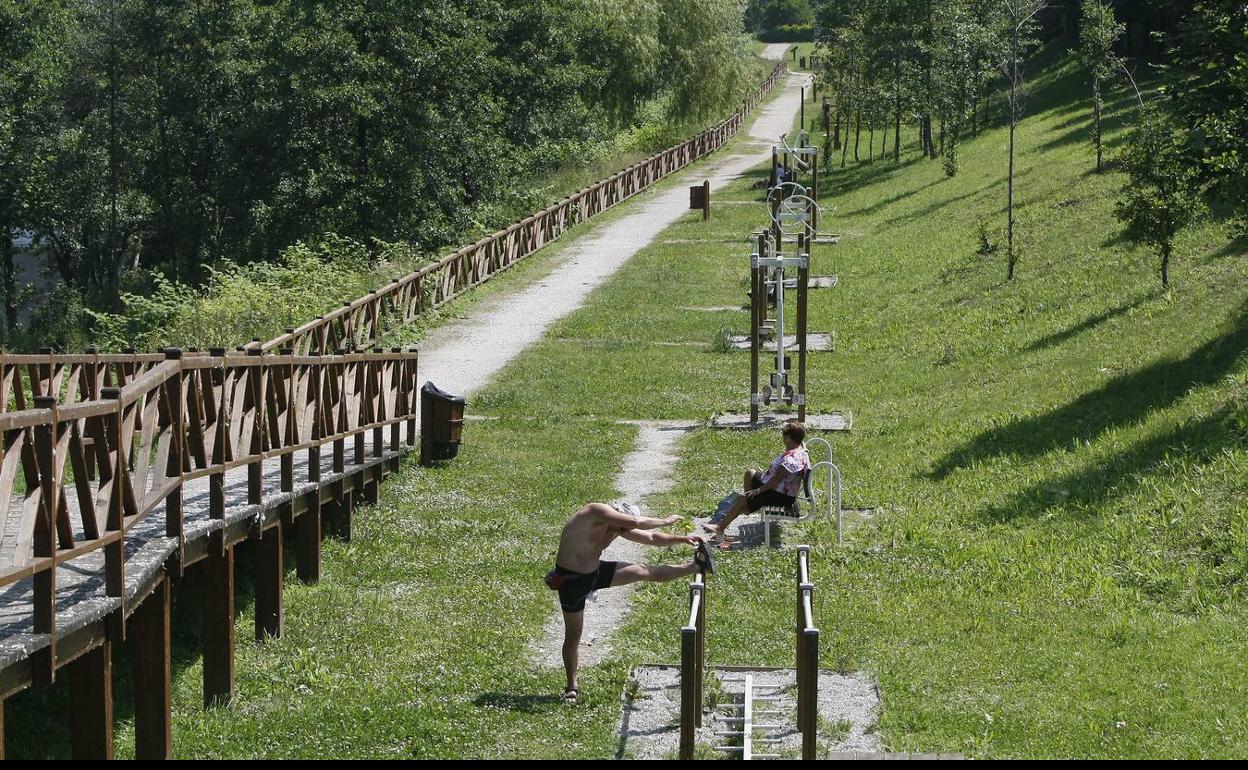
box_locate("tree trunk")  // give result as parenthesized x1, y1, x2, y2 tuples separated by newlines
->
(1160, 242, 1170, 287)
(0, 206, 14, 337)
(1093, 75, 1103, 173)
(854, 111, 861, 162)
(1007, 39, 1018, 281)
(868, 120, 874, 163)
(893, 57, 902, 162)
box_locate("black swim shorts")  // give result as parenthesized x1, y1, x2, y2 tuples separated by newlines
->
(544, 561, 620, 613)
(746, 474, 796, 513)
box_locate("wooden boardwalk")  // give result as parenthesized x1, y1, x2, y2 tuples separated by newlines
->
(0, 428, 406, 676)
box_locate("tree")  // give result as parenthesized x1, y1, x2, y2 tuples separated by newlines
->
(999, 0, 1046, 280)
(1114, 107, 1206, 288)
(0, 0, 70, 337)
(1078, 0, 1124, 174)
(1166, 0, 1248, 234)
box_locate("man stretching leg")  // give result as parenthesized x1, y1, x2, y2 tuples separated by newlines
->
(545, 502, 711, 704)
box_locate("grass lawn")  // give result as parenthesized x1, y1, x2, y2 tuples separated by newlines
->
(10, 42, 1247, 759)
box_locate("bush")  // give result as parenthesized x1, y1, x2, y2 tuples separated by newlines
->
(86, 235, 425, 352)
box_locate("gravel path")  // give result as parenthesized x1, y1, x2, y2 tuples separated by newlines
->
(416, 75, 803, 397)
(531, 421, 696, 670)
(761, 43, 792, 61)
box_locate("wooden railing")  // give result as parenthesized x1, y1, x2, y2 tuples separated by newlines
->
(261, 62, 789, 356)
(0, 348, 418, 685)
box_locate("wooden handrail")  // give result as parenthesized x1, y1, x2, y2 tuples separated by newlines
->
(0, 349, 421, 669)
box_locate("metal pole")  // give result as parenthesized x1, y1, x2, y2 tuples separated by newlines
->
(775, 256, 785, 385)
(751, 234, 764, 424)
(797, 233, 809, 422)
(803, 627, 819, 760)
(680, 626, 696, 759)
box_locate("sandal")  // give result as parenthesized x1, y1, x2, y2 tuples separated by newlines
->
(562, 687, 579, 706)
(694, 540, 716, 575)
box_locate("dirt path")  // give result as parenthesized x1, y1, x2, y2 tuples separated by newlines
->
(530, 421, 696, 670)
(416, 75, 803, 397)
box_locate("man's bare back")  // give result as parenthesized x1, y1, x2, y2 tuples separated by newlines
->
(556, 503, 676, 572)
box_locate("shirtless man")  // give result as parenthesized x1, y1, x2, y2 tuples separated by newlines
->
(545, 502, 712, 704)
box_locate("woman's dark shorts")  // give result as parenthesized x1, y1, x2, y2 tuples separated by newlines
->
(747, 474, 796, 513)
(545, 561, 620, 613)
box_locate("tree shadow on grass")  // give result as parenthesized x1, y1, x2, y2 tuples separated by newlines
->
(1022, 291, 1160, 353)
(880, 176, 1019, 231)
(473, 691, 564, 713)
(931, 299, 1248, 480)
(838, 177, 947, 219)
(823, 154, 926, 199)
(977, 402, 1237, 523)
(1207, 233, 1248, 262)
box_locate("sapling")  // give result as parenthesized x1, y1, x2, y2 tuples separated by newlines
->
(1078, 0, 1125, 174)
(1114, 106, 1206, 288)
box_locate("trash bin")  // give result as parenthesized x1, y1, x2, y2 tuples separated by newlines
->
(420, 381, 465, 466)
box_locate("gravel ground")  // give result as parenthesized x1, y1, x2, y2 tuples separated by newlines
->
(618, 665, 882, 759)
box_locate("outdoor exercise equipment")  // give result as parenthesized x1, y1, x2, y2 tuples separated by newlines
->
(750, 171, 820, 423)
(677, 547, 821, 760)
(769, 131, 819, 228)
(757, 437, 844, 546)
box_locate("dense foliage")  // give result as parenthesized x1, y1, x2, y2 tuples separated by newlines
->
(744, 0, 814, 40)
(0, 0, 753, 348)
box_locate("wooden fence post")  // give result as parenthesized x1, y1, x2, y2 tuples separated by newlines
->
(163, 349, 185, 576)
(31, 397, 58, 686)
(254, 519, 284, 642)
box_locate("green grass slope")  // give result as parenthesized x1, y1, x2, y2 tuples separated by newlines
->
(606, 48, 1248, 757)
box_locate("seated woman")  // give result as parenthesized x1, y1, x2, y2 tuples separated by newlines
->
(705, 421, 810, 548)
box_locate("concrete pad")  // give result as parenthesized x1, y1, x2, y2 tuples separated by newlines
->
(809, 276, 838, 289)
(708, 412, 852, 431)
(727, 333, 834, 351)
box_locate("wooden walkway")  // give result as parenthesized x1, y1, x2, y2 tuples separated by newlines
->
(0, 428, 406, 677)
